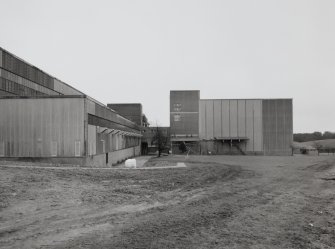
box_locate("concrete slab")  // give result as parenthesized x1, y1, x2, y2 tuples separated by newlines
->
(0, 157, 187, 170)
(116, 156, 152, 168)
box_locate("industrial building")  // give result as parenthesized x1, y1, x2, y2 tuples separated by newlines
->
(108, 103, 170, 155)
(0, 47, 141, 166)
(107, 103, 143, 127)
(170, 90, 293, 156)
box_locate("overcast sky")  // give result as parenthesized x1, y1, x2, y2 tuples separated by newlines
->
(0, 0, 334, 132)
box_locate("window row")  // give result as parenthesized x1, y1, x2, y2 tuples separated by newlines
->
(106, 134, 140, 152)
(90, 132, 141, 156)
(0, 77, 47, 96)
(0, 69, 59, 95)
(2, 51, 54, 89)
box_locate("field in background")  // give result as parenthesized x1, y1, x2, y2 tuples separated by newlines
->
(1, 155, 335, 248)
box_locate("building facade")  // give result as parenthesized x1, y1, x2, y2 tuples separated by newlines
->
(170, 90, 293, 156)
(107, 103, 143, 127)
(0, 47, 141, 166)
(107, 103, 170, 155)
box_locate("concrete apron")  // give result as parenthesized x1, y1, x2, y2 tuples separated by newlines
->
(0, 156, 187, 170)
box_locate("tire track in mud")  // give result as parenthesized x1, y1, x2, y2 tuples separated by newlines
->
(0, 162, 244, 249)
(54, 163, 253, 249)
(5, 157, 334, 249)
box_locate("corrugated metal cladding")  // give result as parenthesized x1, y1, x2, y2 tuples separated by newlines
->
(170, 113, 200, 136)
(107, 104, 143, 126)
(86, 98, 141, 156)
(86, 99, 139, 131)
(199, 99, 263, 152)
(170, 90, 200, 137)
(0, 49, 2, 67)
(0, 90, 14, 96)
(262, 99, 293, 155)
(0, 48, 83, 97)
(0, 98, 85, 157)
(53, 78, 82, 95)
(2, 51, 54, 89)
(0, 69, 59, 96)
(87, 122, 141, 156)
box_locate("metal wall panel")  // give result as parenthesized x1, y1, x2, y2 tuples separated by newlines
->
(284, 99, 293, 153)
(87, 99, 96, 115)
(205, 100, 214, 139)
(197, 99, 266, 154)
(2, 51, 54, 89)
(88, 115, 139, 134)
(107, 104, 142, 126)
(199, 100, 206, 139)
(170, 112, 199, 136)
(0, 49, 2, 67)
(0, 98, 85, 157)
(253, 100, 263, 152)
(262, 99, 292, 155)
(221, 100, 230, 137)
(277, 100, 285, 151)
(0, 89, 14, 96)
(170, 91, 199, 137)
(213, 100, 222, 138)
(53, 78, 83, 95)
(170, 90, 200, 112)
(0, 70, 59, 96)
(237, 100, 246, 137)
(87, 98, 139, 132)
(245, 100, 254, 151)
(229, 100, 238, 137)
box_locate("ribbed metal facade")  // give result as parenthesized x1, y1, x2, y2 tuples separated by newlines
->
(170, 90, 200, 138)
(87, 98, 141, 156)
(170, 90, 293, 156)
(107, 104, 143, 126)
(0, 47, 82, 97)
(0, 97, 85, 157)
(0, 48, 142, 165)
(262, 99, 293, 155)
(0, 95, 141, 161)
(199, 99, 263, 153)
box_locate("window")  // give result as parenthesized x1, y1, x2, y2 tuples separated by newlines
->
(174, 114, 181, 122)
(173, 103, 182, 112)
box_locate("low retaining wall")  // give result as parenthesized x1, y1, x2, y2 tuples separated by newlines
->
(0, 145, 141, 167)
(76, 145, 141, 167)
(110, 146, 140, 165)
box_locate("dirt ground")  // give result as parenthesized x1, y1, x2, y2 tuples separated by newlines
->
(1, 155, 335, 249)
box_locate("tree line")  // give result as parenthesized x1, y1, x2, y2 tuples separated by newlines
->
(294, 131, 335, 142)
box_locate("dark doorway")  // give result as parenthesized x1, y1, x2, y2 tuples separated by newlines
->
(141, 142, 148, 155)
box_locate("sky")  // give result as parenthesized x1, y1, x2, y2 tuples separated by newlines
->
(0, 0, 334, 133)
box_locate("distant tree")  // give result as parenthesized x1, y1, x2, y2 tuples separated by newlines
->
(294, 131, 335, 142)
(323, 131, 335, 139)
(312, 132, 323, 140)
(142, 114, 149, 127)
(152, 127, 168, 157)
(314, 142, 323, 156)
